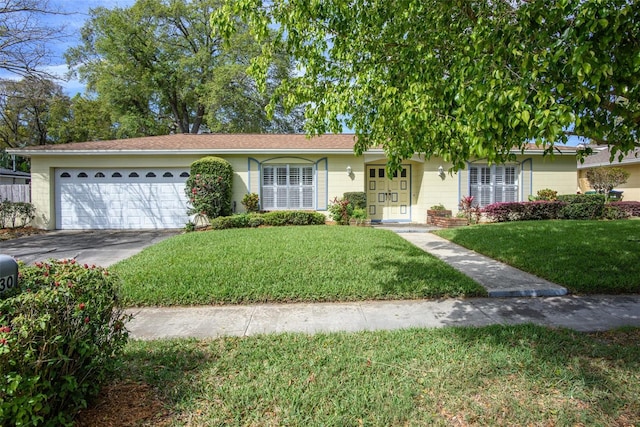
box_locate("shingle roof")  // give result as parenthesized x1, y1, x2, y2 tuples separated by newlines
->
(6, 133, 577, 156)
(578, 146, 640, 169)
(8, 133, 358, 154)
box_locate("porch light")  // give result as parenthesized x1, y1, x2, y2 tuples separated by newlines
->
(346, 166, 352, 176)
(437, 165, 445, 179)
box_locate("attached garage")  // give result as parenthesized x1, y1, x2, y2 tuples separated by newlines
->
(55, 168, 190, 229)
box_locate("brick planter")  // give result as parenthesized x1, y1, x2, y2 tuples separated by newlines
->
(427, 209, 452, 225)
(431, 217, 469, 228)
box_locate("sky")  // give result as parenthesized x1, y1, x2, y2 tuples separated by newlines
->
(43, 0, 137, 95)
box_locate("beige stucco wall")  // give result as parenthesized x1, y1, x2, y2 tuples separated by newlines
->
(578, 163, 640, 202)
(28, 150, 579, 229)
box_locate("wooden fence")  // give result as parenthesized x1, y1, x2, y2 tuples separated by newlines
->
(0, 184, 31, 203)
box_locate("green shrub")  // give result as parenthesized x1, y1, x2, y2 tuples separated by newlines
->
(610, 201, 640, 217)
(262, 211, 326, 226)
(185, 157, 233, 219)
(241, 193, 260, 213)
(603, 204, 630, 220)
(328, 197, 353, 225)
(343, 192, 367, 210)
(0, 200, 36, 228)
(535, 188, 558, 201)
(0, 260, 130, 426)
(210, 211, 324, 229)
(557, 194, 605, 219)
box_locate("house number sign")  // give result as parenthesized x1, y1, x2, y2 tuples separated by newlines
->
(0, 255, 18, 294)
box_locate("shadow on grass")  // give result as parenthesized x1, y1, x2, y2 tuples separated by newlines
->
(110, 325, 640, 425)
(367, 242, 487, 298)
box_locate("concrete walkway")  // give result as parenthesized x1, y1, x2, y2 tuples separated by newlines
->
(126, 225, 640, 339)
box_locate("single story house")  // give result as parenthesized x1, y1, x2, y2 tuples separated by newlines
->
(577, 146, 640, 201)
(7, 134, 579, 230)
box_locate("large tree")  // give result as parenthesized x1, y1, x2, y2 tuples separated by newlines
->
(65, 0, 304, 137)
(0, 77, 70, 148)
(215, 0, 639, 170)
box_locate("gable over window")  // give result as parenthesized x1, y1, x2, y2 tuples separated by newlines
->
(261, 165, 315, 210)
(469, 165, 518, 207)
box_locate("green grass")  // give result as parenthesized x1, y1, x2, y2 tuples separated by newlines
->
(108, 325, 640, 426)
(112, 226, 484, 306)
(436, 220, 640, 294)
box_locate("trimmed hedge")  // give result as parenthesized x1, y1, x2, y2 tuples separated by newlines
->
(0, 260, 130, 426)
(210, 211, 326, 230)
(557, 194, 605, 220)
(610, 201, 640, 217)
(343, 192, 367, 210)
(482, 194, 624, 222)
(483, 201, 565, 222)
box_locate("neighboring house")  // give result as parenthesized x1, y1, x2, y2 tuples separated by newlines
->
(0, 168, 31, 203)
(7, 134, 578, 230)
(577, 146, 640, 201)
(0, 167, 30, 185)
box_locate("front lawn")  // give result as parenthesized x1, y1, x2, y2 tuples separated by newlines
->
(436, 220, 640, 294)
(79, 325, 640, 426)
(112, 226, 484, 306)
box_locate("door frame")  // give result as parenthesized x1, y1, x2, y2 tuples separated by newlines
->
(365, 164, 412, 223)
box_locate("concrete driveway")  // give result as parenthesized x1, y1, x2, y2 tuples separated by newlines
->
(0, 230, 181, 267)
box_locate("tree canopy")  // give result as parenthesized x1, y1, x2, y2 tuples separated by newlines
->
(215, 0, 640, 170)
(66, 0, 304, 137)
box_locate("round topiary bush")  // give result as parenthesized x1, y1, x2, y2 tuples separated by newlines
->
(185, 156, 234, 219)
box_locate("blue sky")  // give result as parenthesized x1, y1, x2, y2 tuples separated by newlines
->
(43, 0, 136, 95)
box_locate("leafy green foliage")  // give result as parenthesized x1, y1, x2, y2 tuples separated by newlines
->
(215, 0, 639, 170)
(241, 193, 260, 213)
(535, 188, 558, 201)
(261, 210, 326, 226)
(0, 200, 35, 228)
(343, 192, 366, 210)
(557, 194, 605, 219)
(585, 167, 631, 201)
(0, 260, 130, 426)
(328, 197, 353, 225)
(610, 201, 640, 217)
(66, 0, 304, 136)
(483, 201, 566, 222)
(185, 157, 233, 219)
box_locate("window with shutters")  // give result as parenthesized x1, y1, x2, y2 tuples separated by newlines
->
(469, 165, 518, 207)
(262, 165, 315, 210)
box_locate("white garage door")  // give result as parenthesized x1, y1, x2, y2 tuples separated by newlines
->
(55, 168, 191, 229)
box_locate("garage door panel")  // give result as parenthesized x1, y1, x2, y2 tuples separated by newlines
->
(55, 168, 190, 229)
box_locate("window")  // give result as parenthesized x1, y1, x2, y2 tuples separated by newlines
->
(262, 165, 315, 210)
(469, 165, 518, 207)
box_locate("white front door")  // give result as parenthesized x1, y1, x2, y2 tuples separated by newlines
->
(366, 165, 411, 222)
(55, 168, 190, 229)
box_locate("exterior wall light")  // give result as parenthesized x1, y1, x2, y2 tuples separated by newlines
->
(437, 166, 446, 179)
(346, 166, 352, 176)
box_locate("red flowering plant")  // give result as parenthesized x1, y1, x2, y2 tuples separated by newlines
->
(0, 260, 131, 425)
(328, 196, 354, 225)
(459, 195, 481, 224)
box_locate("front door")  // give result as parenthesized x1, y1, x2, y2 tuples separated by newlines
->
(366, 165, 411, 222)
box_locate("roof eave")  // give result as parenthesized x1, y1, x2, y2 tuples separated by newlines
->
(5, 148, 365, 157)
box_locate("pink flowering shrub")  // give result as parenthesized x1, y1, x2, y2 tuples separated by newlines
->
(0, 260, 130, 426)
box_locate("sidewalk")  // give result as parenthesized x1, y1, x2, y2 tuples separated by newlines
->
(126, 225, 640, 340)
(127, 295, 640, 340)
